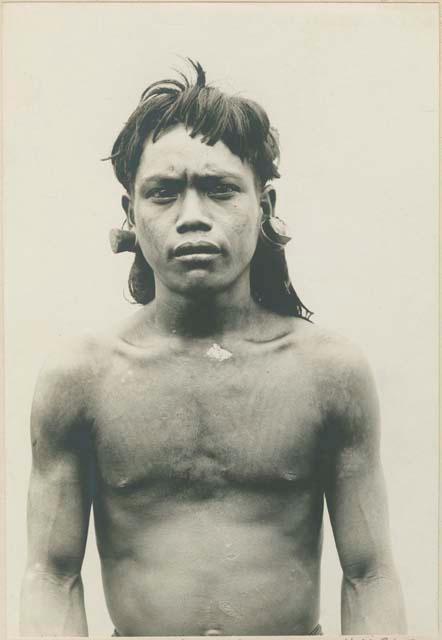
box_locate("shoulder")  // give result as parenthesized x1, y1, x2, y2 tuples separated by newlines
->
(286, 323, 379, 427)
(289, 322, 373, 381)
(32, 331, 113, 430)
(307, 326, 374, 384)
(36, 330, 111, 387)
(34, 305, 159, 396)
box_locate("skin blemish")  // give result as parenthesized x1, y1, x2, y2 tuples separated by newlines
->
(206, 343, 233, 362)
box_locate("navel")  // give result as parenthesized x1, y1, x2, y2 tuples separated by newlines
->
(203, 628, 223, 636)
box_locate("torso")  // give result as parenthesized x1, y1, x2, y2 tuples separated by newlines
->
(88, 312, 333, 635)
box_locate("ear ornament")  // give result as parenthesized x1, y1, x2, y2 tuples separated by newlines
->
(109, 228, 137, 254)
(260, 216, 292, 249)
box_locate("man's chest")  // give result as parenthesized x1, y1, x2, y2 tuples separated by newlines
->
(92, 347, 324, 492)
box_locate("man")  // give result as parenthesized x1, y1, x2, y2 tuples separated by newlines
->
(20, 61, 406, 636)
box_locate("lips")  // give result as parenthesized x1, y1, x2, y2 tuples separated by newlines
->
(173, 241, 221, 257)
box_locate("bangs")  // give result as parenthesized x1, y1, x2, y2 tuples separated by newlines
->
(151, 88, 271, 166)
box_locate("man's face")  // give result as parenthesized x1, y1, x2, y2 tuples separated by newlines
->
(129, 125, 264, 297)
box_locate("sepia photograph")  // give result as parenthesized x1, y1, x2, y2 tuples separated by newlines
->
(3, 2, 439, 637)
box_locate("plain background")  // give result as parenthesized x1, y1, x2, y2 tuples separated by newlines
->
(3, 2, 439, 636)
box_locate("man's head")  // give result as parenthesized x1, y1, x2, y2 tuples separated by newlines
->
(109, 60, 311, 319)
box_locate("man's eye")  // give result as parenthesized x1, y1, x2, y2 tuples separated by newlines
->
(208, 184, 239, 199)
(148, 187, 179, 201)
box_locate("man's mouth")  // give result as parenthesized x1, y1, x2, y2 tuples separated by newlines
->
(173, 241, 222, 258)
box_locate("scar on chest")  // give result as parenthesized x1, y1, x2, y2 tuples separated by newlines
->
(205, 343, 233, 362)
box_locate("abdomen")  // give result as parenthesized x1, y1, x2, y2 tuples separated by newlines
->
(96, 488, 323, 636)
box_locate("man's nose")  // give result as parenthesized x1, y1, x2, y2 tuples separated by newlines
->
(176, 190, 212, 234)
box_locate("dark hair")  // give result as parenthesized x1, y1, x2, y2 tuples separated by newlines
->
(108, 59, 312, 320)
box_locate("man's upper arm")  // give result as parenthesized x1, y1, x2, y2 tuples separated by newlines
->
(25, 339, 96, 578)
(322, 342, 394, 578)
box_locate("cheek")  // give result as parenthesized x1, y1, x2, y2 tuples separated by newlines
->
(135, 214, 166, 257)
(228, 205, 261, 251)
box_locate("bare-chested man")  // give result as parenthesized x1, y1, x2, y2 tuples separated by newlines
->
(20, 61, 406, 636)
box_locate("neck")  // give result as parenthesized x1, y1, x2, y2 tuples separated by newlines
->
(151, 273, 259, 338)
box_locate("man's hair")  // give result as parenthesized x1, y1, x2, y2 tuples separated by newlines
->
(108, 59, 312, 320)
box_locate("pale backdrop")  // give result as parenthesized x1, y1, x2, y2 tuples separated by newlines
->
(3, 2, 439, 636)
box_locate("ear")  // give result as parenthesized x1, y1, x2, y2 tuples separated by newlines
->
(122, 194, 136, 228)
(260, 185, 276, 219)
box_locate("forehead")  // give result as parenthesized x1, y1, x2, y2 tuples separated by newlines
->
(134, 124, 256, 187)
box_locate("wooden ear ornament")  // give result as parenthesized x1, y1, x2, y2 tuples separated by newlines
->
(260, 216, 292, 249)
(109, 228, 137, 254)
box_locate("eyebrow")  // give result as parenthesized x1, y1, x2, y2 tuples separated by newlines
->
(198, 170, 244, 181)
(138, 171, 246, 190)
(141, 169, 243, 185)
(139, 175, 183, 187)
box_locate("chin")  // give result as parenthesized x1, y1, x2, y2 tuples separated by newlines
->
(172, 271, 232, 297)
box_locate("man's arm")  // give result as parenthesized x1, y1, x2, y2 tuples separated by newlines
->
(323, 342, 406, 634)
(20, 340, 95, 636)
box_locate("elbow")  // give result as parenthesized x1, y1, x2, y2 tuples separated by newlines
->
(23, 561, 82, 588)
(342, 558, 397, 585)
